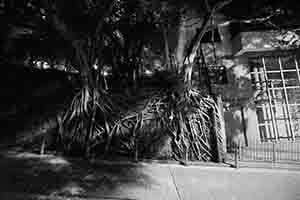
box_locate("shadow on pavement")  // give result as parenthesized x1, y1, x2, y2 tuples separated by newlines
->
(0, 150, 154, 200)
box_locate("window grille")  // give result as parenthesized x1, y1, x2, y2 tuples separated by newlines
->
(250, 54, 300, 141)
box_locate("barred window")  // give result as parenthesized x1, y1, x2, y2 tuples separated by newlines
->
(250, 54, 300, 141)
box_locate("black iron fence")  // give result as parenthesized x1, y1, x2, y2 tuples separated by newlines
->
(227, 139, 300, 164)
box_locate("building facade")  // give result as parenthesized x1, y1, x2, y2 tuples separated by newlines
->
(211, 28, 300, 144)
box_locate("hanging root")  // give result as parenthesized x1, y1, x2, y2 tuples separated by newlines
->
(105, 86, 219, 161)
(58, 72, 221, 161)
(59, 86, 116, 156)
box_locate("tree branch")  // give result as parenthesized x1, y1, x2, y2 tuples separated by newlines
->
(183, 0, 232, 65)
(40, 0, 95, 85)
(219, 9, 282, 27)
(94, 0, 117, 38)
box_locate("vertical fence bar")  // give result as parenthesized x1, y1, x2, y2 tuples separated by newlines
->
(289, 141, 291, 161)
(285, 141, 287, 161)
(295, 141, 297, 161)
(266, 142, 268, 161)
(286, 142, 291, 160)
(252, 140, 254, 161)
(290, 141, 292, 161)
(296, 141, 298, 161)
(297, 141, 300, 161)
(134, 142, 139, 162)
(291, 142, 295, 160)
(282, 141, 284, 161)
(281, 140, 283, 161)
(255, 140, 258, 161)
(269, 142, 272, 161)
(297, 142, 300, 161)
(258, 140, 261, 161)
(291, 141, 294, 161)
(293, 141, 295, 161)
(262, 141, 265, 161)
(284, 141, 287, 161)
(272, 140, 276, 163)
(286, 142, 290, 160)
(292, 141, 296, 161)
(271, 141, 281, 160)
(292, 141, 293, 161)
(283, 141, 288, 160)
(281, 141, 283, 161)
(288, 141, 290, 161)
(235, 142, 239, 168)
(266, 141, 269, 161)
(264, 141, 266, 161)
(256, 140, 258, 161)
(240, 141, 242, 161)
(296, 141, 297, 161)
(250, 140, 252, 161)
(252, 140, 255, 161)
(263, 141, 265, 161)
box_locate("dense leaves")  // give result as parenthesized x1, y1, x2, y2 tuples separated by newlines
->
(1, 0, 300, 160)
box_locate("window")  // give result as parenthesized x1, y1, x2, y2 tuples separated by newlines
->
(250, 54, 300, 141)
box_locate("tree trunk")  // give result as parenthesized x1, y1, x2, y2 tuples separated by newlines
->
(40, 1, 114, 157)
(217, 95, 227, 162)
(176, 18, 187, 68)
(162, 24, 171, 71)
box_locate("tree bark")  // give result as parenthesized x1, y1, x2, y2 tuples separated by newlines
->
(176, 17, 187, 68)
(183, 0, 232, 65)
(162, 24, 171, 70)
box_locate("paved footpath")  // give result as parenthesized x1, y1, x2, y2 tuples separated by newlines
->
(1, 151, 300, 200)
(91, 164, 300, 200)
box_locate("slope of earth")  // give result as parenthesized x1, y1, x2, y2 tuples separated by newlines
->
(0, 63, 75, 148)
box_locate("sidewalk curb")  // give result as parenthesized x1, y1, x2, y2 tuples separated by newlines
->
(235, 161, 300, 171)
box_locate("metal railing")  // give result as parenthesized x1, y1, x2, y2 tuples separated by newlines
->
(226, 139, 300, 166)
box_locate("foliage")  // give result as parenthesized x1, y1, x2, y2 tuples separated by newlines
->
(2, 0, 300, 160)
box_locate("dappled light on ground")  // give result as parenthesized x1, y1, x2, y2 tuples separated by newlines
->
(1, 149, 300, 200)
(0, 150, 154, 200)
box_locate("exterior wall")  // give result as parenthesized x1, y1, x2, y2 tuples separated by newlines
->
(216, 29, 299, 144)
(208, 29, 294, 144)
(168, 13, 298, 144)
(211, 58, 259, 145)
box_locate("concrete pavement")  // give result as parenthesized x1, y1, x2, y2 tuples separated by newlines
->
(1, 151, 300, 200)
(92, 163, 300, 200)
(171, 165, 300, 200)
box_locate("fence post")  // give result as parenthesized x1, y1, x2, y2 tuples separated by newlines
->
(239, 140, 242, 161)
(272, 140, 276, 163)
(235, 141, 239, 168)
(296, 142, 300, 161)
(134, 142, 139, 162)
